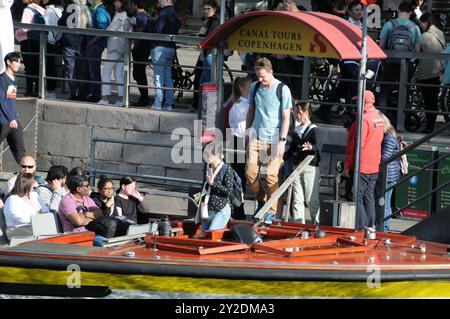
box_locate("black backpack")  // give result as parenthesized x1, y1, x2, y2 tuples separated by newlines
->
(386, 19, 415, 64)
(86, 216, 131, 238)
(219, 164, 244, 208)
(27, 7, 47, 42)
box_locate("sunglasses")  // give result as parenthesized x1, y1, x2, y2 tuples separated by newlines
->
(21, 165, 34, 169)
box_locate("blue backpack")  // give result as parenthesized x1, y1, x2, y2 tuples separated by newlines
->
(27, 7, 46, 42)
(219, 163, 244, 208)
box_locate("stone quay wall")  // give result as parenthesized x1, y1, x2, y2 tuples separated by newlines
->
(36, 100, 204, 184)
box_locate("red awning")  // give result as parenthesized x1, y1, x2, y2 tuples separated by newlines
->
(199, 11, 387, 60)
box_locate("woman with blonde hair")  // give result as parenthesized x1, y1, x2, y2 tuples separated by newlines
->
(379, 112, 402, 232)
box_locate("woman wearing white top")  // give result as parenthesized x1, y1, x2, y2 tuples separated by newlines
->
(98, 0, 133, 106)
(4, 173, 49, 241)
(228, 77, 251, 220)
(43, 0, 63, 99)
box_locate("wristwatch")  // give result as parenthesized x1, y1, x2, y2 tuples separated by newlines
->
(279, 137, 287, 142)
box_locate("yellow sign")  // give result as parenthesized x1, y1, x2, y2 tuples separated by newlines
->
(226, 15, 340, 58)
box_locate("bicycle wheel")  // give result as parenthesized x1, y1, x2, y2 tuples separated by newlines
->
(406, 82, 426, 132)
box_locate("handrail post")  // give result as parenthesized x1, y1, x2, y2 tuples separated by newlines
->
(38, 31, 47, 99)
(89, 138, 96, 187)
(123, 38, 130, 108)
(253, 155, 314, 226)
(376, 164, 388, 232)
(396, 58, 408, 132)
(301, 57, 310, 100)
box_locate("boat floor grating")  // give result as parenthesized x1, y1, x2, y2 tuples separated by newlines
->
(5, 242, 103, 255)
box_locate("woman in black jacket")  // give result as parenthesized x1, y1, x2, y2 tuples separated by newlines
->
(285, 101, 321, 224)
(200, 141, 234, 234)
(90, 175, 117, 217)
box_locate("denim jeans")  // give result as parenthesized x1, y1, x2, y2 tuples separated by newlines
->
(151, 46, 175, 108)
(86, 42, 105, 98)
(202, 203, 231, 234)
(200, 53, 213, 84)
(383, 183, 394, 232)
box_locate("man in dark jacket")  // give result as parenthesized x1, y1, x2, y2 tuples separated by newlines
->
(343, 90, 384, 229)
(0, 52, 26, 164)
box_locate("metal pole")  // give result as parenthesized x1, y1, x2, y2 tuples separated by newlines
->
(396, 58, 408, 132)
(38, 31, 47, 99)
(123, 38, 130, 108)
(353, 5, 369, 228)
(301, 57, 310, 100)
(215, 0, 226, 132)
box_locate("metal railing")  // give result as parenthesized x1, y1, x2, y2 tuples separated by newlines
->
(89, 136, 204, 188)
(12, 22, 450, 133)
(376, 121, 450, 231)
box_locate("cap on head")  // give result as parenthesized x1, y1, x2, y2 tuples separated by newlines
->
(364, 90, 375, 104)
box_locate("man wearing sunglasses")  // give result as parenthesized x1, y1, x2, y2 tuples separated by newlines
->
(7, 155, 45, 193)
(0, 52, 26, 166)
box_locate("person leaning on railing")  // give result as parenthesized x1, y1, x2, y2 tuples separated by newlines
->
(378, 2, 422, 125)
(15, 0, 46, 97)
(83, 0, 111, 103)
(42, 0, 63, 100)
(58, 0, 92, 101)
(130, 0, 155, 107)
(149, 0, 181, 111)
(415, 12, 447, 134)
(98, 0, 134, 107)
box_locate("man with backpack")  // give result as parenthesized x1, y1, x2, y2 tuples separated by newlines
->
(378, 2, 422, 126)
(245, 58, 293, 224)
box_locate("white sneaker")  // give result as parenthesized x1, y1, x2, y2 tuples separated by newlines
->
(163, 105, 173, 111)
(150, 105, 162, 110)
(46, 91, 56, 100)
(97, 99, 108, 105)
(114, 100, 123, 107)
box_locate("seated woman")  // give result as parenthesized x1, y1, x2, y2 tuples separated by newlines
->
(114, 177, 149, 224)
(36, 165, 69, 213)
(58, 175, 102, 233)
(3, 173, 49, 241)
(90, 175, 117, 217)
(200, 141, 234, 233)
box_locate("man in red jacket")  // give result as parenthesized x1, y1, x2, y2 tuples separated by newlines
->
(343, 90, 384, 229)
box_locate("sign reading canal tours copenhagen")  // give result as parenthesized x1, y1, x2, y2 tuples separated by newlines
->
(226, 15, 340, 58)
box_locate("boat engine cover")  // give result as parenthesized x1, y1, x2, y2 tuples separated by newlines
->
(231, 224, 263, 244)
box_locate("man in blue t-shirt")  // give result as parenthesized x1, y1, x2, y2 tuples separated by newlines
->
(378, 2, 422, 125)
(0, 52, 26, 164)
(245, 58, 292, 224)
